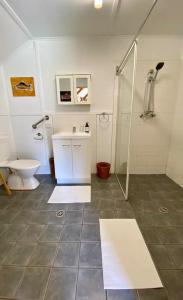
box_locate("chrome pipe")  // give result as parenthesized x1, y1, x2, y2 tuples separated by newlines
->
(116, 0, 158, 75)
(32, 115, 49, 129)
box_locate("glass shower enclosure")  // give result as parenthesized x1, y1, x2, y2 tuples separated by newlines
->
(115, 43, 137, 200)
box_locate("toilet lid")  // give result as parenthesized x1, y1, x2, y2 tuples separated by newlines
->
(8, 159, 40, 170)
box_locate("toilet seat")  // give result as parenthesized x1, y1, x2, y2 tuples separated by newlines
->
(8, 159, 40, 170)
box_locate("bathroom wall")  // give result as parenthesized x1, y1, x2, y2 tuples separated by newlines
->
(2, 41, 49, 173)
(36, 37, 130, 172)
(0, 4, 28, 63)
(1, 35, 182, 175)
(1, 37, 131, 173)
(0, 66, 15, 157)
(167, 53, 183, 187)
(130, 36, 182, 174)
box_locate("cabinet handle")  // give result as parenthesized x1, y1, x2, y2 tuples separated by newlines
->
(62, 145, 70, 147)
(73, 145, 81, 147)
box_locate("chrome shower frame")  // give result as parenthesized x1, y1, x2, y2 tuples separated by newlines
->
(116, 0, 158, 76)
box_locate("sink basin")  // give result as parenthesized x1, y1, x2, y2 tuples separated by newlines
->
(52, 131, 91, 140)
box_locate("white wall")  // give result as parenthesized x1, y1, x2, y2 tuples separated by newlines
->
(0, 4, 28, 63)
(0, 66, 15, 158)
(1, 37, 132, 173)
(1, 35, 183, 176)
(37, 37, 131, 113)
(167, 57, 183, 187)
(130, 36, 181, 174)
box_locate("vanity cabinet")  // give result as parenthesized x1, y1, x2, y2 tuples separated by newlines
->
(52, 133, 91, 184)
(56, 75, 91, 105)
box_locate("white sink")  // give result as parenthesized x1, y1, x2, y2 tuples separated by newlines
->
(52, 131, 91, 140)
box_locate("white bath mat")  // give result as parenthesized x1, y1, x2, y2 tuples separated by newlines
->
(48, 186, 91, 203)
(99, 219, 163, 290)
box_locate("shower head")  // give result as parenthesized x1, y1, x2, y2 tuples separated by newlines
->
(156, 62, 164, 71)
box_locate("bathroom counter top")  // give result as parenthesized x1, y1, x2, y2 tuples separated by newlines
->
(52, 131, 91, 139)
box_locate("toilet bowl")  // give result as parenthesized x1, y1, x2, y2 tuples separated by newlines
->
(7, 159, 40, 190)
(0, 136, 40, 190)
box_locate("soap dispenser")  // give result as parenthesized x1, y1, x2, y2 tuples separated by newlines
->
(85, 122, 90, 133)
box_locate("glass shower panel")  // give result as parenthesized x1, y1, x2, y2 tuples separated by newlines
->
(115, 44, 137, 199)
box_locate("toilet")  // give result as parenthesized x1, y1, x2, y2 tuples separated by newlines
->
(0, 136, 40, 190)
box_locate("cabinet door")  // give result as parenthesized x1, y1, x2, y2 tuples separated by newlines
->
(56, 76, 74, 105)
(72, 139, 91, 179)
(73, 75, 91, 104)
(53, 139, 72, 180)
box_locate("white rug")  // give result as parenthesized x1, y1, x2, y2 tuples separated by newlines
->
(99, 219, 163, 290)
(48, 186, 91, 203)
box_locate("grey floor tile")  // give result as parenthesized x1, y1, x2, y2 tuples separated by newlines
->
(64, 211, 83, 224)
(100, 209, 116, 219)
(47, 211, 65, 225)
(22, 197, 44, 210)
(0, 266, 24, 298)
(0, 224, 28, 241)
(38, 201, 68, 212)
(83, 210, 100, 224)
(160, 269, 183, 300)
(60, 224, 82, 241)
(107, 289, 138, 300)
(140, 227, 162, 244)
(116, 209, 135, 219)
(28, 243, 58, 267)
(67, 203, 84, 211)
(19, 224, 46, 242)
(81, 224, 101, 241)
(39, 225, 63, 242)
(167, 245, 183, 269)
(135, 213, 154, 227)
(2, 242, 36, 266)
(54, 242, 80, 267)
(148, 245, 175, 269)
(0, 224, 10, 237)
(79, 242, 102, 268)
(158, 227, 183, 244)
(0, 242, 15, 264)
(0, 209, 20, 224)
(44, 268, 77, 300)
(0, 198, 11, 210)
(99, 199, 115, 210)
(115, 200, 131, 210)
(16, 267, 50, 300)
(76, 268, 105, 300)
(12, 210, 39, 224)
(138, 288, 168, 300)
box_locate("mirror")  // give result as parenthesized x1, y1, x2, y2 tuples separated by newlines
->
(59, 77, 72, 103)
(75, 77, 89, 103)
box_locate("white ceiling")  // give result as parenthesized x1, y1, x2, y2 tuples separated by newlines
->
(5, 0, 183, 37)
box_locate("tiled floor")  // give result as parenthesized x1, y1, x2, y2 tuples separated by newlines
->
(0, 174, 183, 299)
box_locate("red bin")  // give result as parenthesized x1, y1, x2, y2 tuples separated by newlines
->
(96, 162, 111, 179)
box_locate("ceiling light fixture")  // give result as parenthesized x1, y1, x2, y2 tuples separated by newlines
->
(94, 0, 103, 9)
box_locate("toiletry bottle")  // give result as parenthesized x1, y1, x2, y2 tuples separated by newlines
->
(85, 122, 89, 133)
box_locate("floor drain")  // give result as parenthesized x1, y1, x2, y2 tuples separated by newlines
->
(159, 207, 169, 214)
(56, 210, 64, 218)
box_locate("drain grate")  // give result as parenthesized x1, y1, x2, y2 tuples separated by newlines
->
(56, 210, 64, 218)
(159, 207, 169, 214)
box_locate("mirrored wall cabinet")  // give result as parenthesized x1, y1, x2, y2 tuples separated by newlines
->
(56, 74, 91, 105)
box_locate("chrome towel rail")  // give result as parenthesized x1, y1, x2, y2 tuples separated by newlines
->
(32, 115, 49, 129)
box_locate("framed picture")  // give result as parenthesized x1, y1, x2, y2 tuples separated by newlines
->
(10, 77, 36, 97)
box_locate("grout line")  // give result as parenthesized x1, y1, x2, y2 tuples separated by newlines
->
(74, 242, 81, 300)
(41, 241, 61, 300)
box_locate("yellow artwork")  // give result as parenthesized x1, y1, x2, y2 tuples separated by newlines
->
(10, 77, 35, 97)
